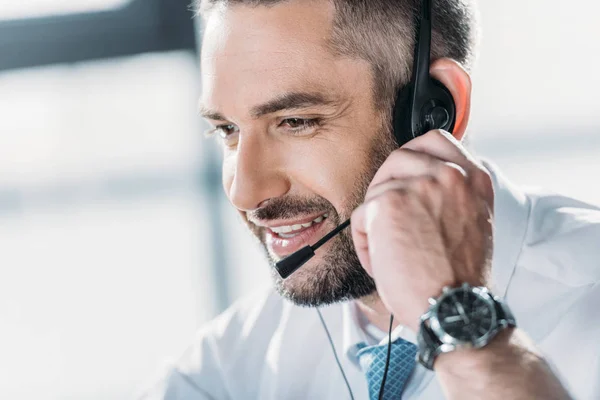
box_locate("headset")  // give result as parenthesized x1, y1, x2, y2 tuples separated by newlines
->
(274, 0, 456, 398)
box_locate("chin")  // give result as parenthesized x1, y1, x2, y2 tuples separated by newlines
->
(269, 252, 377, 308)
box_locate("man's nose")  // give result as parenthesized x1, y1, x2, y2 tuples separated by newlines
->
(227, 133, 290, 212)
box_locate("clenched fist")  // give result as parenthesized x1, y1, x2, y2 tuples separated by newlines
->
(351, 129, 495, 332)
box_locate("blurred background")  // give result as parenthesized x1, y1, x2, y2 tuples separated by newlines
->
(0, 0, 598, 399)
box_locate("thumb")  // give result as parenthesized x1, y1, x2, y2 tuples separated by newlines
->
(351, 204, 373, 276)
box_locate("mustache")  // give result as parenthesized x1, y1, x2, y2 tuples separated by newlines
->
(247, 196, 335, 222)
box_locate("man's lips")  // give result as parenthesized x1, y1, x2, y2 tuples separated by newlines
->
(261, 213, 331, 258)
(251, 212, 328, 231)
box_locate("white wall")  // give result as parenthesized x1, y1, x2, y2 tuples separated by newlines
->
(471, 0, 600, 136)
(467, 0, 600, 205)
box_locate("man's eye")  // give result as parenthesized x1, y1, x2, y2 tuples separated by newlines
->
(279, 118, 319, 132)
(214, 124, 239, 139)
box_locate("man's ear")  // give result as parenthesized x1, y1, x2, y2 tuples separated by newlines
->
(429, 58, 472, 141)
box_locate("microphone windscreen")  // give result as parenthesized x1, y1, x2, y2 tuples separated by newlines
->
(275, 246, 315, 279)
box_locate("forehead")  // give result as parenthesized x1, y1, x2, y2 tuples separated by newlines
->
(200, 0, 346, 116)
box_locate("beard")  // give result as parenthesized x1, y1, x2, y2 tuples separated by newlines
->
(246, 124, 398, 307)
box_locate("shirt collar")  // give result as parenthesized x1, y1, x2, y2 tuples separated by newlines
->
(342, 301, 418, 367)
(341, 300, 368, 366)
(342, 159, 531, 363)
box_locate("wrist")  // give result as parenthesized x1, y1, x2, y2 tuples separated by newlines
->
(434, 326, 516, 374)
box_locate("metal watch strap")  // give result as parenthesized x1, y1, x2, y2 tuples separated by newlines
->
(416, 313, 443, 370)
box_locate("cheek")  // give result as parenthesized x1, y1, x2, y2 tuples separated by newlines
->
(287, 141, 373, 212)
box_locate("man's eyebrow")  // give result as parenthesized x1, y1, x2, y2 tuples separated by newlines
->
(198, 91, 338, 122)
(250, 91, 337, 118)
(198, 105, 227, 121)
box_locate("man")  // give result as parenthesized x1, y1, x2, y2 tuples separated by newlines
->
(142, 0, 600, 399)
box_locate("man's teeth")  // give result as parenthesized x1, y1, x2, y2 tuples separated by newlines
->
(271, 214, 329, 234)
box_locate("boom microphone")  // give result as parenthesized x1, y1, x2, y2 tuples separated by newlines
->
(275, 219, 350, 279)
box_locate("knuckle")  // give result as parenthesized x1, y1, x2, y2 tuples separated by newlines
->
(376, 189, 407, 210)
(438, 163, 467, 185)
(388, 147, 412, 160)
(413, 176, 439, 196)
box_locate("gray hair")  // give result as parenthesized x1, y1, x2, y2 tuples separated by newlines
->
(196, 0, 479, 116)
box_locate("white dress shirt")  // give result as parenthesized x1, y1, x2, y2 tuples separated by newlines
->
(140, 161, 600, 400)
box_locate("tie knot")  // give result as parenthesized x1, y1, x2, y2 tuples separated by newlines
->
(356, 338, 417, 400)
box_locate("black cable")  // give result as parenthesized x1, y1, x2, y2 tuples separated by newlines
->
(378, 314, 394, 400)
(312, 219, 350, 251)
(316, 308, 355, 400)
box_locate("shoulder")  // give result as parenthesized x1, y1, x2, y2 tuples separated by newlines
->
(200, 286, 285, 347)
(518, 189, 600, 286)
(139, 287, 288, 399)
(187, 286, 286, 366)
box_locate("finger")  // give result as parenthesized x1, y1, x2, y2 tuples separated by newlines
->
(401, 129, 477, 173)
(402, 130, 494, 202)
(365, 176, 439, 203)
(368, 148, 465, 191)
(363, 176, 444, 221)
(365, 179, 409, 203)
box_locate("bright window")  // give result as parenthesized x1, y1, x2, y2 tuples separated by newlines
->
(0, 0, 132, 20)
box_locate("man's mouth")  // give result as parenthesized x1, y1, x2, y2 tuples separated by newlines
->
(262, 213, 331, 258)
(268, 213, 329, 238)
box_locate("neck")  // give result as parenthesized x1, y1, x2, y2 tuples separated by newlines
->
(355, 293, 401, 333)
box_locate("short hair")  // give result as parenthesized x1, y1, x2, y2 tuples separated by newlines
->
(196, 0, 479, 117)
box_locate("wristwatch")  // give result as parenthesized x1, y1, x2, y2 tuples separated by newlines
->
(416, 283, 517, 370)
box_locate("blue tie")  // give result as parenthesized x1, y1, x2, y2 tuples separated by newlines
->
(356, 338, 417, 400)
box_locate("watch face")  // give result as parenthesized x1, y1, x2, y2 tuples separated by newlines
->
(436, 288, 495, 342)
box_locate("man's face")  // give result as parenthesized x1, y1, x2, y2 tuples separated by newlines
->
(200, 0, 397, 306)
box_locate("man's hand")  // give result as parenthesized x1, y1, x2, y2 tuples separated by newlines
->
(351, 130, 573, 400)
(351, 129, 495, 332)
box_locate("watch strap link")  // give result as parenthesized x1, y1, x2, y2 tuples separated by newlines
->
(416, 314, 443, 370)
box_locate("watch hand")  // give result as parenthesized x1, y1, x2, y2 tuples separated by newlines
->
(443, 315, 463, 323)
(451, 293, 470, 324)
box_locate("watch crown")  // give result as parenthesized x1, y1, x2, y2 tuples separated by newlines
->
(428, 297, 437, 305)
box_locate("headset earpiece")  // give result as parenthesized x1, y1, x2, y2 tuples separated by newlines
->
(392, 78, 455, 146)
(391, 0, 456, 147)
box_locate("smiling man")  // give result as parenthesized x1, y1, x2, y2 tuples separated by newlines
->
(141, 0, 600, 399)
